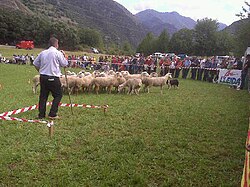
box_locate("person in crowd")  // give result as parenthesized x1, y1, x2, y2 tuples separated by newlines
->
(175, 58, 183, 78)
(209, 57, 218, 81)
(145, 57, 152, 74)
(190, 57, 199, 80)
(30, 54, 35, 65)
(111, 56, 117, 71)
(203, 58, 212, 81)
(130, 56, 137, 74)
(159, 57, 166, 76)
(169, 59, 176, 76)
(227, 57, 234, 69)
(197, 58, 205, 80)
(33, 37, 68, 119)
(239, 55, 250, 92)
(233, 58, 243, 70)
(182, 57, 191, 79)
(153, 57, 157, 73)
(138, 56, 145, 73)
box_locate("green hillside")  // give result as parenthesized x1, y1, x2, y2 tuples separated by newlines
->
(0, 0, 147, 48)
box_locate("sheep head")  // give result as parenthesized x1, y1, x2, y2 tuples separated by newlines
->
(165, 73, 172, 80)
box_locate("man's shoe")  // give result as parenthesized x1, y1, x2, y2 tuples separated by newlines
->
(35, 116, 45, 120)
(48, 115, 61, 120)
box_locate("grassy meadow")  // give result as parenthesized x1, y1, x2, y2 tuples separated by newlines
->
(0, 62, 249, 186)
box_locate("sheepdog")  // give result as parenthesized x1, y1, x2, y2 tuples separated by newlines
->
(167, 79, 179, 89)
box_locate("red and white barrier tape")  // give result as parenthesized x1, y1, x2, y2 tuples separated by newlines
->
(67, 60, 221, 71)
(0, 102, 109, 125)
(0, 104, 38, 117)
(0, 102, 108, 117)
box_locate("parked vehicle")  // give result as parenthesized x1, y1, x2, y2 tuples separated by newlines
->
(152, 52, 164, 59)
(165, 53, 176, 58)
(177, 54, 188, 60)
(91, 47, 99, 54)
(16, 40, 34, 50)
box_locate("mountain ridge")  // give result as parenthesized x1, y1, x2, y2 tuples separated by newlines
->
(135, 9, 227, 36)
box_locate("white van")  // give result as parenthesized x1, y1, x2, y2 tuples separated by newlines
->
(153, 52, 164, 58)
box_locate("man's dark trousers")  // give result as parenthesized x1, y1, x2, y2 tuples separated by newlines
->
(39, 75, 62, 118)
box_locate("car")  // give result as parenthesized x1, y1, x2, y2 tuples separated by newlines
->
(177, 54, 188, 60)
(91, 47, 99, 54)
(152, 52, 164, 59)
(165, 53, 175, 58)
(16, 40, 34, 50)
(135, 53, 140, 57)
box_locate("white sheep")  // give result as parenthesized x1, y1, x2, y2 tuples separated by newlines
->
(118, 78, 142, 95)
(32, 75, 40, 94)
(81, 74, 94, 93)
(92, 73, 126, 94)
(150, 72, 158, 77)
(60, 75, 77, 94)
(123, 72, 149, 80)
(112, 73, 126, 92)
(92, 76, 114, 94)
(142, 73, 172, 94)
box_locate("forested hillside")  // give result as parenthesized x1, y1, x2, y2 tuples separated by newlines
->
(0, 0, 148, 50)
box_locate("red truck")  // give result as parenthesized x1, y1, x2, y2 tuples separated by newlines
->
(16, 40, 34, 49)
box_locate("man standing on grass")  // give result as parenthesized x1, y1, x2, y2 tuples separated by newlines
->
(33, 37, 68, 120)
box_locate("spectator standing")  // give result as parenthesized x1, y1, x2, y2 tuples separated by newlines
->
(197, 58, 205, 80)
(175, 58, 183, 78)
(169, 60, 176, 76)
(238, 55, 250, 92)
(203, 58, 212, 81)
(182, 57, 191, 79)
(209, 58, 218, 81)
(30, 54, 35, 65)
(190, 57, 199, 80)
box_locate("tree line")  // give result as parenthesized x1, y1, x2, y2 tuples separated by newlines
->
(137, 17, 249, 57)
(137, 2, 250, 57)
(0, 9, 104, 50)
(0, 9, 135, 55)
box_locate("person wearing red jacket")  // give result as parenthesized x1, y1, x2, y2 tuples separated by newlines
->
(175, 58, 183, 78)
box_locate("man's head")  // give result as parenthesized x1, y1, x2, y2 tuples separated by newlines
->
(49, 37, 59, 49)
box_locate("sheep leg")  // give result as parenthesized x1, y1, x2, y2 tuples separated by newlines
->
(127, 86, 132, 95)
(33, 83, 40, 94)
(107, 85, 112, 94)
(135, 88, 139, 95)
(95, 85, 99, 94)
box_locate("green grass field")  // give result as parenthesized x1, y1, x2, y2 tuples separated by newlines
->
(0, 63, 249, 186)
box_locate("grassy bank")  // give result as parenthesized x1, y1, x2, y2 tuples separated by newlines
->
(0, 63, 249, 186)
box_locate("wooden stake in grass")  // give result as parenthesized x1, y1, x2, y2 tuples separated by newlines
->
(47, 121, 54, 138)
(103, 105, 108, 115)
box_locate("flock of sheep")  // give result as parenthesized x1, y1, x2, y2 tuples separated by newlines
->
(32, 70, 177, 96)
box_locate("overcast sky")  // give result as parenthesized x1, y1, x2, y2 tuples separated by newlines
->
(113, 0, 245, 25)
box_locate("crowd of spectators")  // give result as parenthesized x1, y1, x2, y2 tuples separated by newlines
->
(0, 52, 244, 82)
(0, 54, 35, 65)
(66, 54, 243, 82)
